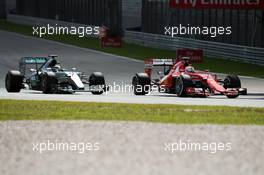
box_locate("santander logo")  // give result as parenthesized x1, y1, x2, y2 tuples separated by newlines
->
(170, 0, 264, 9)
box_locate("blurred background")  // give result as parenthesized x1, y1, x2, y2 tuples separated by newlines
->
(0, 0, 263, 47)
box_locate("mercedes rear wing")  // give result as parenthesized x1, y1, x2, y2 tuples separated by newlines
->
(19, 57, 48, 76)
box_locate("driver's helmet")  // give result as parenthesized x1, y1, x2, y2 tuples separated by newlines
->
(185, 66, 195, 73)
(53, 64, 61, 70)
(181, 57, 190, 67)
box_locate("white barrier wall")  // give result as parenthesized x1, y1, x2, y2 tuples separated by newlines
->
(124, 30, 264, 65)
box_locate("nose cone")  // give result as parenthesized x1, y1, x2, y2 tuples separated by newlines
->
(70, 73, 84, 89)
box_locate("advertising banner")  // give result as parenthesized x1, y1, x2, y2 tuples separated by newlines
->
(170, 0, 264, 9)
(177, 49, 204, 63)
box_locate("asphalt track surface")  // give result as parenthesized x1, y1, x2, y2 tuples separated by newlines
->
(0, 30, 264, 107)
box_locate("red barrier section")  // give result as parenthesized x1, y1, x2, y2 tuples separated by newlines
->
(177, 49, 203, 63)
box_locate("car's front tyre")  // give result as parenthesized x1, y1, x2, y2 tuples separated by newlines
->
(224, 75, 241, 98)
(175, 75, 193, 97)
(89, 72, 105, 95)
(41, 72, 57, 94)
(224, 75, 241, 89)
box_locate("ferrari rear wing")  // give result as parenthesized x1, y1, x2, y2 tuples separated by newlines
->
(145, 59, 174, 68)
(144, 59, 174, 78)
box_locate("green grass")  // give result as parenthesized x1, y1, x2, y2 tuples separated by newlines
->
(0, 100, 263, 125)
(0, 20, 263, 78)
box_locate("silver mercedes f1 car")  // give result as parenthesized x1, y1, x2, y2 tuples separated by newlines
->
(5, 55, 107, 95)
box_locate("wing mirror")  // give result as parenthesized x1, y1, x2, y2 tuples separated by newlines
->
(158, 71, 165, 78)
(71, 68, 77, 71)
(30, 69, 36, 72)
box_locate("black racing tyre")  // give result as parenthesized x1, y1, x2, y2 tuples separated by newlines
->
(41, 72, 57, 94)
(226, 94, 239, 99)
(224, 75, 241, 89)
(5, 70, 23, 93)
(132, 73, 151, 95)
(239, 88, 247, 95)
(175, 75, 193, 97)
(89, 72, 105, 95)
(175, 76, 186, 97)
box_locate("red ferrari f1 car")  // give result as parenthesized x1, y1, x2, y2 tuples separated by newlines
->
(132, 57, 247, 98)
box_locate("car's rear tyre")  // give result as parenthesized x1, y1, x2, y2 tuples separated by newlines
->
(224, 75, 241, 89)
(132, 73, 151, 95)
(239, 88, 247, 95)
(5, 70, 23, 93)
(41, 72, 57, 94)
(89, 72, 105, 95)
(175, 75, 193, 97)
(226, 94, 239, 99)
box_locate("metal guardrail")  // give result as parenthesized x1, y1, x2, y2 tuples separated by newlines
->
(124, 31, 264, 65)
